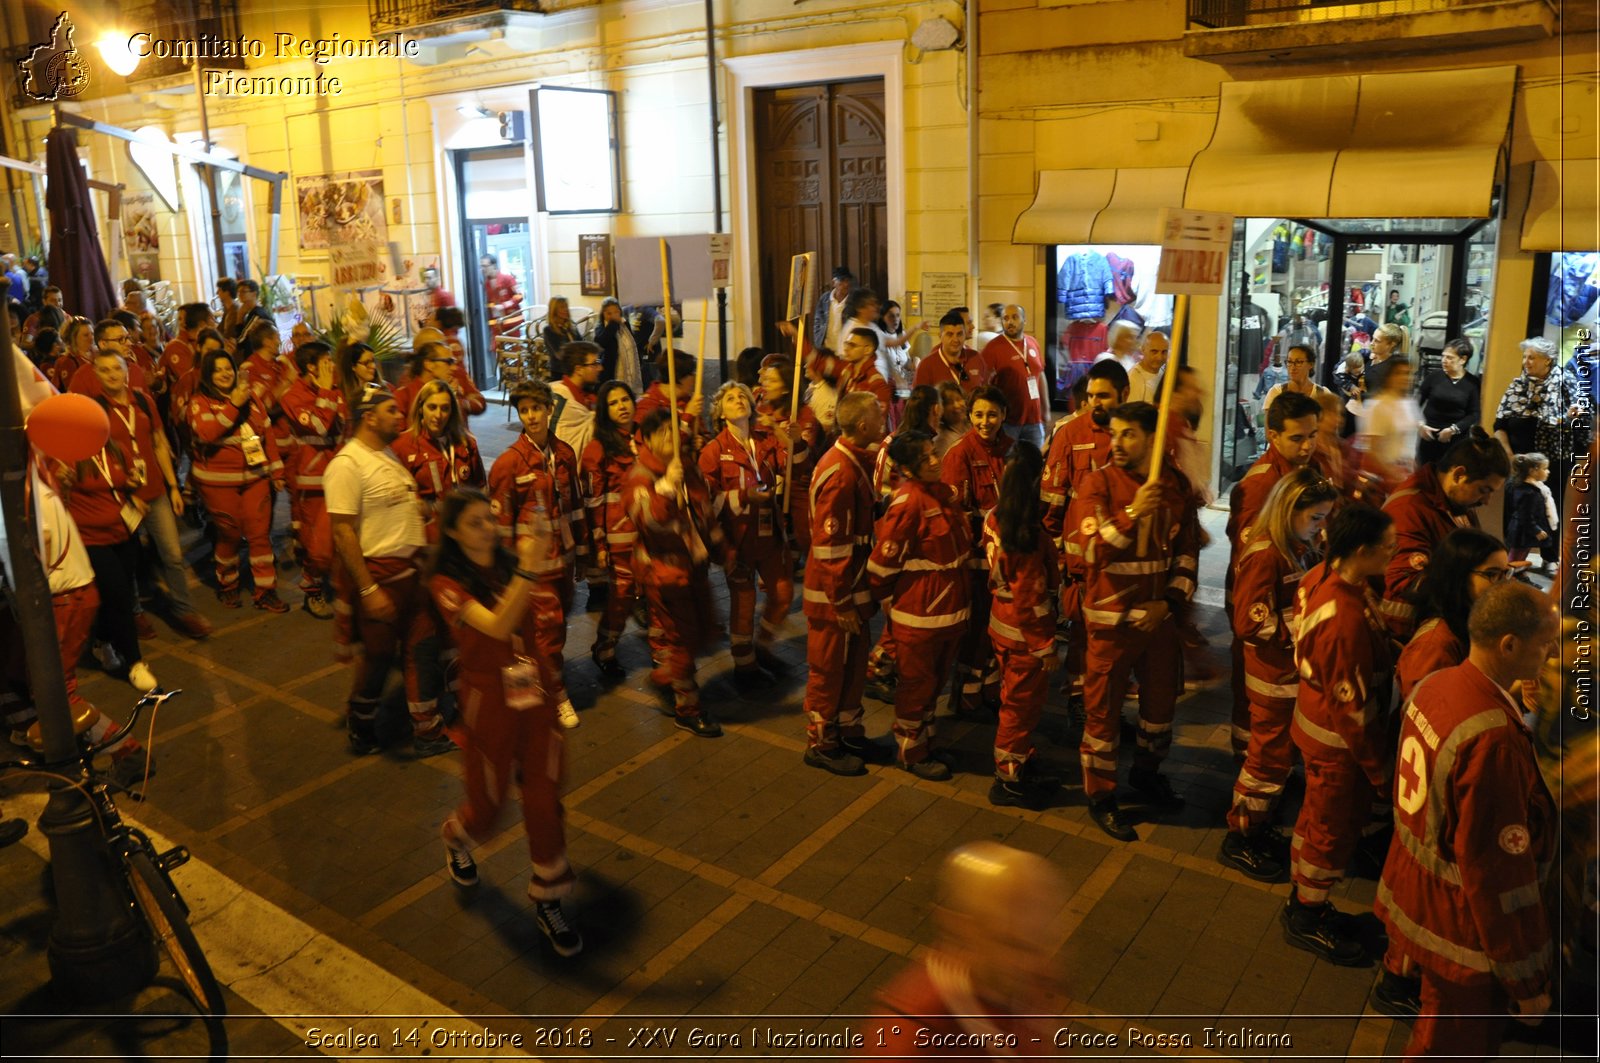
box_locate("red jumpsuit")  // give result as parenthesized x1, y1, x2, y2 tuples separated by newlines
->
(865, 442, 911, 685)
(983, 512, 1059, 781)
(623, 446, 720, 718)
(699, 426, 793, 670)
(867, 478, 972, 767)
(391, 428, 487, 537)
(1225, 446, 1321, 759)
(487, 432, 586, 708)
(432, 572, 572, 899)
(862, 955, 1047, 1059)
(1397, 617, 1466, 704)
(635, 383, 701, 440)
(1288, 562, 1395, 899)
(580, 432, 642, 664)
(1375, 662, 1555, 1061)
(760, 397, 822, 557)
(239, 350, 294, 460)
(838, 360, 893, 414)
(1041, 409, 1111, 689)
(279, 377, 344, 593)
(47, 351, 90, 394)
(1380, 466, 1480, 640)
(1227, 536, 1312, 833)
(941, 429, 1012, 711)
(1066, 463, 1200, 801)
(187, 391, 284, 598)
(801, 438, 878, 752)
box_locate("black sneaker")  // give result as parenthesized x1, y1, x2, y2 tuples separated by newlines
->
(841, 735, 895, 765)
(989, 776, 1049, 811)
(804, 746, 867, 777)
(446, 844, 478, 887)
(752, 644, 789, 675)
(590, 648, 626, 680)
(1370, 968, 1422, 1019)
(1088, 798, 1137, 842)
(1218, 831, 1285, 882)
(348, 729, 381, 756)
(900, 758, 952, 781)
(110, 752, 157, 791)
(412, 732, 456, 758)
(1281, 894, 1370, 967)
(674, 713, 723, 738)
(1129, 768, 1187, 811)
(533, 900, 583, 957)
(863, 678, 896, 703)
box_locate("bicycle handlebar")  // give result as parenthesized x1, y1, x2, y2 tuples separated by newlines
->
(0, 689, 182, 774)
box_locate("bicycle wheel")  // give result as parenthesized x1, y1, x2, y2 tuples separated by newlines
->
(124, 848, 227, 1017)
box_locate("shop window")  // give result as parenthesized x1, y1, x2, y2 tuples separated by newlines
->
(1541, 252, 1600, 412)
(1046, 245, 1174, 407)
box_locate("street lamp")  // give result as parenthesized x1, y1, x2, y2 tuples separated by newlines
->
(94, 34, 141, 78)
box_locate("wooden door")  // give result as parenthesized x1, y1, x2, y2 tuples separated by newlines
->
(754, 79, 887, 352)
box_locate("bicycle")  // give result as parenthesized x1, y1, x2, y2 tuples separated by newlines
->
(1, 689, 226, 1018)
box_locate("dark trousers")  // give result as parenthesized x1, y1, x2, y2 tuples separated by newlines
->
(85, 538, 143, 677)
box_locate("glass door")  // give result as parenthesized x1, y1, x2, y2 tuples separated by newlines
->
(455, 145, 535, 386)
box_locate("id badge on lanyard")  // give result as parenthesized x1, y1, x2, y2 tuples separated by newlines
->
(502, 649, 542, 710)
(240, 425, 267, 467)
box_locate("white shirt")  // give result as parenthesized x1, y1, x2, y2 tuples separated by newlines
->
(324, 438, 427, 558)
(825, 295, 847, 352)
(844, 318, 908, 393)
(1127, 362, 1162, 404)
(1362, 395, 1422, 472)
(550, 379, 596, 458)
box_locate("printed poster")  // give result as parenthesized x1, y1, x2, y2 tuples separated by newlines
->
(295, 169, 388, 252)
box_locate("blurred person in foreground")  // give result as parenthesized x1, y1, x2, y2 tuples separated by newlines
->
(862, 842, 1066, 1057)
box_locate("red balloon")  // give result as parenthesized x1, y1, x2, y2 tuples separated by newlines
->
(26, 393, 110, 463)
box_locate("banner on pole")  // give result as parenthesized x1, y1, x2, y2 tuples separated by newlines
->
(1156, 208, 1234, 295)
(616, 235, 715, 305)
(785, 252, 815, 321)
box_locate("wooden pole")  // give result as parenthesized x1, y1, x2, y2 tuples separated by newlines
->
(783, 314, 807, 515)
(693, 296, 708, 402)
(1138, 293, 1188, 553)
(659, 238, 679, 456)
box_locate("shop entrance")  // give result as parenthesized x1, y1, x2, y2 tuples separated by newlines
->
(752, 78, 887, 351)
(453, 145, 535, 386)
(1218, 216, 1498, 491)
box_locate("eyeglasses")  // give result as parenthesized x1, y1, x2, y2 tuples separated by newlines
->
(1472, 567, 1512, 582)
(427, 356, 457, 365)
(578, 360, 602, 369)
(101, 333, 129, 343)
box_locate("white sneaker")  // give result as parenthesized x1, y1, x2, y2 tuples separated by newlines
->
(127, 662, 159, 694)
(92, 641, 123, 674)
(556, 700, 580, 730)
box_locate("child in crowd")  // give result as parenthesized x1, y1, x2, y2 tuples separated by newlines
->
(1504, 452, 1557, 578)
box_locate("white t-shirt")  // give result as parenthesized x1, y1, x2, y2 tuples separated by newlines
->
(551, 379, 596, 459)
(324, 438, 427, 558)
(1361, 395, 1422, 472)
(1127, 362, 1162, 404)
(825, 296, 847, 352)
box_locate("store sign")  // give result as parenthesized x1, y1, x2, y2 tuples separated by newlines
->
(328, 241, 387, 290)
(1156, 209, 1233, 295)
(922, 272, 967, 318)
(709, 234, 732, 290)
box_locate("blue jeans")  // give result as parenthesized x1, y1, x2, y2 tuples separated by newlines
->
(1005, 423, 1046, 450)
(139, 491, 198, 615)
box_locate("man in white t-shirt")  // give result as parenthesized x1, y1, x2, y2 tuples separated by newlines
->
(1125, 328, 1170, 404)
(325, 384, 451, 757)
(549, 340, 602, 458)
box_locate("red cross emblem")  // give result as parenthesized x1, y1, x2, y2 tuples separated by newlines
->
(1397, 735, 1427, 815)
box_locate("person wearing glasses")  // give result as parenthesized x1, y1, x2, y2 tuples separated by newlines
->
(64, 319, 154, 401)
(1261, 343, 1333, 412)
(550, 341, 603, 458)
(394, 338, 485, 422)
(337, 342, 379, 440)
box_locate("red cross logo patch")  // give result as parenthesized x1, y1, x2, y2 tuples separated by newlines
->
(1498, 824, 1530, 855)
(1079, 516, 1099, 537)
(1397, 736, 1427, 815)
(1410, 553, 1427, 570)
(1248, 602, 1269, 624)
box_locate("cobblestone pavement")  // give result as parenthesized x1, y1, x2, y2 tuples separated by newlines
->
(0, 413, 1576, 1059)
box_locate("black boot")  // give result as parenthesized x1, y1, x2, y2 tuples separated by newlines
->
(1218, 830, 1285, 882)
(1281, 890, 1369, 966)
(1088, 798, 1137, 842)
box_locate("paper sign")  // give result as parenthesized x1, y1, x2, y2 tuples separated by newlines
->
(615, 235, 715, 305)
(786, 253, 815, 321)
(922, 273, 968, 317)
(1156, 208, 1234, 295)
(328, 241, 388, 290)
(709, 233, 732, 289)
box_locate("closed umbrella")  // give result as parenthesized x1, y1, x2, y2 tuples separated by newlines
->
(44, 126, 117, 322)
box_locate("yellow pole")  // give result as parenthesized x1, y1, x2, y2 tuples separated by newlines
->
(1139, 293, 1188, 552)
(658, 238, 680, 456)
(783, 314, 807, 515)
(693, 296, 708, 402)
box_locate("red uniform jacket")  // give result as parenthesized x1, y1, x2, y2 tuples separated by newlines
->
(487, 432, 585, 581)
(622, 445, 717, 590)
(48, 351, 89, 393)
(159, 333, 196, 393)
(983, 511, 1059, 655)
(580, 434, 640, 560)
(1291, 562, 1396, 787)
(279, 378, 344, 492)
(1397, 616, 1467, 704)
(59, 448, 134, 547)
(866, 478, 972, 634)
(759, 398, 823, 495)
(802, 438, 877, 623)
(940, 429, 1012, 566)
(698, 426, 785, 565)
(393, 371, 488, 422)
(1233, 536, 1313, 710)
(912, 347, 989, 395)
(67, 359, 151, 400)
(980, 333, 1046, 427)
(1066, 462, 1200, 630)
(1380, 465, 1479, 638)
(391, 429, 486, 505)
(863, 955, 1046, 1060)
(186, 392, 283, 488)
(1376, 661, 1555, 998)
(635, 382, 702, 438)
(1226, 445, 1321, 559)
(838, 359, 893, 412)
(1041, 409, 1110, 549)
(97, 390, 166, 502)
(872, 441, 909, 505)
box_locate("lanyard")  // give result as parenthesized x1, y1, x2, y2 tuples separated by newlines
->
(109, 400, 141, 457)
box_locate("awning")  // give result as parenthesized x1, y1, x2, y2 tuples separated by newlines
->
(1185, 65, 1517, 219)
(1522, 156, 1600, 252)
(1012, 167, 1189, 245)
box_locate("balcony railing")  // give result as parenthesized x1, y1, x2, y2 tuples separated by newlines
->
(368, 0, 544, 35)
(1189, 0, 1543, 29)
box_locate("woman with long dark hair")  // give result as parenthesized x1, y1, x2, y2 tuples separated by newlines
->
(187, 348, 287, 611)
(391, 379, 486, 538)
(982, 442, 1059, 810)
(581, 379, 644, 678)
(1221, 468, 1339, 882)
(337, 342, 379, 440)
(430, 489, 581, 957)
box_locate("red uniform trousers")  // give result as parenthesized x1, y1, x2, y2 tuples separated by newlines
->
(291, 490, 332, 592)
(993, 644, 1048, 781)
(1227, 645, 1297, 833)
(53, 585, 98, 712)
(594, 545, 639, 662)
(788, 497, 812, 559)
(951, 571, 998, 709)
(201, 480, 277, 596)
(443, 667, 573, 900)
(1228, 635, 1251, 761)
(1403, 973, 1505, 1062)
(866, 621, 898, 681)
(890, 627, 961, 765)
(1288, 748, 1374, 899)
(726, 544, 793, 668)
(646, 575, 716, 718)
(1080, 618, 1183, 801)
(802, 616, 869, 752)
(345, 557, 441, 739)
(1059, 580, 1087, 694)
(531, 574, 572, 705)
